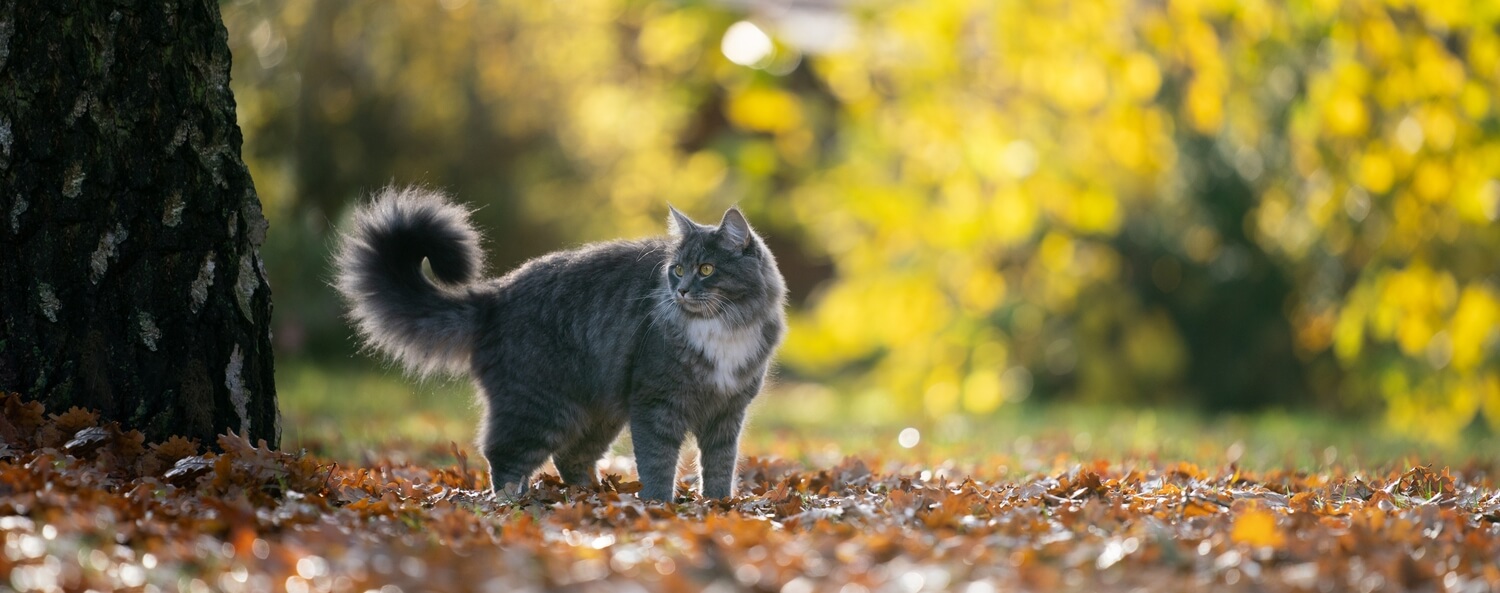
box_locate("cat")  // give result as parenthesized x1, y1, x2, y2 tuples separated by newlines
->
(333, 186, 786, 501)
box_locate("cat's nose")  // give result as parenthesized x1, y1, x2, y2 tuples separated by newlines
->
(676, 289, 688, 297)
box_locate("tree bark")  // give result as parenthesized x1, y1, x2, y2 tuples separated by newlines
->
(0, 0, 278, 447)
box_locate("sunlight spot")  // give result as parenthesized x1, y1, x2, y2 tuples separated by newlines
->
(722, 21, 774, 68)
(1344, 188, 1371, 222)
(296, 556, 327, 579)
(1226, 441, 1244, 463)
(735, 564, 762, 586)
(655, 558, 677, 575)
(783, 577, 817, 593)
(898, 428, 921, 449)
(1000, 367, 1033, 402)
(1096, 539, 1126, 569)
(1000, 141, 1038, 178)
(120, 564, 146, 587)
(18, 535, 43, 558)
(1395, 116, 1424, 154)
(899, 570, 924, 592)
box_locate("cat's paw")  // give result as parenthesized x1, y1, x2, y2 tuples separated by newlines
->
(637, 485, 676, 503)
(490, 480, 528, 504)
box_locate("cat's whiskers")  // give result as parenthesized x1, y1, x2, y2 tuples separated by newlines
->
(703, 292, 731, 318)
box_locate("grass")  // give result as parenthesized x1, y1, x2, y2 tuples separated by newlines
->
(276, 361, 1500, 474)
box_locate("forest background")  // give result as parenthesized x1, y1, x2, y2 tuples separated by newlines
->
(220, 0, 1500, 458)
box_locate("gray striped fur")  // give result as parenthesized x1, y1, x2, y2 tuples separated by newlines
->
(334, 187, 786, 501)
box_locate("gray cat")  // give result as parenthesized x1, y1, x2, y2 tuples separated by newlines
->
(333, 187, 786, 501)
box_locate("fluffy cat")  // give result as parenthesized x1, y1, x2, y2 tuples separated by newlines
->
(333, 187, 786, 501)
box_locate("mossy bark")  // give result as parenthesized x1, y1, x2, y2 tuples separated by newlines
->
(0, 0, 278, 447)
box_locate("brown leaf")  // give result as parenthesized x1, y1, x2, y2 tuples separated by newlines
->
(3, 393, 45, 435)
(63, 426, 111, 456)
(51, 406, 100, 433)
(165, 455, 215, 486)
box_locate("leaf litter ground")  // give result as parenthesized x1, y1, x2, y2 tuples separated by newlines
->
(2, 392, 1499, 592)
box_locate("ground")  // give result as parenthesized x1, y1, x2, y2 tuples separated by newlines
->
(2, 377, 1499, 592)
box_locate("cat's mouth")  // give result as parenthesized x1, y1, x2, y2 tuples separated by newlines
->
(674, 293, 719, 317)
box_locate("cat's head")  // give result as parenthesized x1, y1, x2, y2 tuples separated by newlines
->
(664, 206, 785, 322)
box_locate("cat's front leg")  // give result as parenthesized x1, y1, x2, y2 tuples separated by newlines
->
(630, 407, 687, 502)
(698, 406, 747, 499)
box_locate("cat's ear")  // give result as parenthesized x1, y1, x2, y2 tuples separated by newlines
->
(667, 205, 698, 237)
(717, 207, 751, 250)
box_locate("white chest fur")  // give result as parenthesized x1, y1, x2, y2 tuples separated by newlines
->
(683, 318, 764, 392)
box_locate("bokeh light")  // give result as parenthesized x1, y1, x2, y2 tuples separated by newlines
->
(224, 0, 1500, 442)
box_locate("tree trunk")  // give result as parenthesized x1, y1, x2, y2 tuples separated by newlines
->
(0, 0, 278, 447)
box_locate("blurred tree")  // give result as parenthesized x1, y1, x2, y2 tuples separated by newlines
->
(0, 0, 279, 446)
(225, 0, 1500, 439)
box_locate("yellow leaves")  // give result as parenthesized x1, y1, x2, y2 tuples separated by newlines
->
(1121, 53, 1162, 102)
(1460, 81, 1491, 119)
(1185, 75, 1225, 134)
(726, 87, 803, 134)
(1358, 11, 1403, 63)
(1357, 147, 1396, 193)
(1333, 299, 1368, 363)
(1482, 375, 1500, 430)
(1047, 56, 1110, 113)
(1376, 263, 1458, 356)
(1069, 188, 1121, 235)
(1384, 377, 1481, 445)
(1411, 158, 1454, 202)
(1230, 506, 1285, 548)
(1037, 232, 1076, 274)
(1414, 38, 1468, 99)
(957, 266, 1007, 313)
(991, 188, 1039, 244)
(791, 272, 956, 374)
(637, 9, 709, 72)
(1474, 179, 1500, 222)
(1324, 89, 1370, 137)
(1449, 286, 1500, 372)
(922, 376, 961, 417)
(817, 57, 872, 103)
(1418, 106, 1459, 151)
(232, 0, 1500, 430)
(961, 369, 1005, 414)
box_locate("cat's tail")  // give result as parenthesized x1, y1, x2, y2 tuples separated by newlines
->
(334, 186, 484, 378)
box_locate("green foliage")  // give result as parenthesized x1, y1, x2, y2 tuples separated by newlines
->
(226, 0, 1500, 438)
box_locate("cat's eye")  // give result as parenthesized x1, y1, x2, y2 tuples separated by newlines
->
(699, 264, 715, 276)
(672, 265, 685, 277)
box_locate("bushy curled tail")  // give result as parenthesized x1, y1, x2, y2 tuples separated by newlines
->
(334, 186, 484, 377)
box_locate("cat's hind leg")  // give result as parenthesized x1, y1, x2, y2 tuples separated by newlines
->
(553, 419, 625, 488)
(477, 398, 571, 498)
